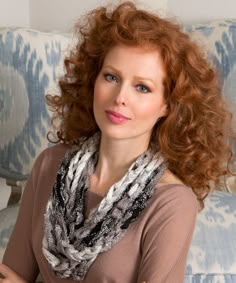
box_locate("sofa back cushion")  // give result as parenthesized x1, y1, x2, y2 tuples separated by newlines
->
(186, 19, 236, 192)
(0, 28, 70, 180)
(0, 21, 235, 184)
(185, 191, 236, 282)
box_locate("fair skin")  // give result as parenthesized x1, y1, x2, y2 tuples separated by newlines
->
(91, 44, 169, 195)
(0, 264, 28, 283)
(0, 45, 183, 282)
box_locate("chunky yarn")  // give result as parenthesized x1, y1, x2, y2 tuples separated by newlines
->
(43, 132, 167, 280)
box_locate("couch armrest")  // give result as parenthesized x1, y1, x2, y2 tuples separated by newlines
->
(5, 180, 26, 207)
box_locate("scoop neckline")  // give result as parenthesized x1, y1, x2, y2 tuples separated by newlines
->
(87, 182, 187, 198)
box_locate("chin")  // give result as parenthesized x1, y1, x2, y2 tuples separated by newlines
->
(100, 129, 129, 140)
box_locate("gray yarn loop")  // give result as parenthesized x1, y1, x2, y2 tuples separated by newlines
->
(43, 133, 167, 280)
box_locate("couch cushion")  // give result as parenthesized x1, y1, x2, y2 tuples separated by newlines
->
(0, 204, 19, 262)
(186, 19, 236, 105)
(0, 22, 235, 185)
(0, 28, 70, 181)
(186, 20, 236, 192)
(185, 191, 236, 282)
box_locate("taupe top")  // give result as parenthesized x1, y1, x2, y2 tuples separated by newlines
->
(3, 144, 198, 283)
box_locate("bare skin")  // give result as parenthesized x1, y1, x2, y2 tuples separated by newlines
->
(90, 45, 181, 197)
(0, 263, 28, 283)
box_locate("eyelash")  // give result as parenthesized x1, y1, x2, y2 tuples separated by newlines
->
(103, 73, 151, 93)
(136, 84, 151, 93)
(104, 73, 118, 82)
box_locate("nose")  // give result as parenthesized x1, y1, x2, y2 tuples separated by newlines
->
(114, 83, 128, 106)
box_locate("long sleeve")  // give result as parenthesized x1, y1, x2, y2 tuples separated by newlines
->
(2, 151, 46, 283)
(137, 185, 198, 283)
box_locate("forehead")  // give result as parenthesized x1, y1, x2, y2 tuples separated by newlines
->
(102, 44, 166, 78)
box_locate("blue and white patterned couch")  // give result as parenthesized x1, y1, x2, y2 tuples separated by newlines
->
(0, 27, 70, 180)
(0, 21, 236, 283)
(184, 20, 236, 283)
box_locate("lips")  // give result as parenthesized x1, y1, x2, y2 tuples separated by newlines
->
(105, 110, 130, 119)
(105, 110, 131, 124)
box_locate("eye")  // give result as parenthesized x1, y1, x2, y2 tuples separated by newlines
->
(104, 73, 118, 82)
(136, 84, 151, 93)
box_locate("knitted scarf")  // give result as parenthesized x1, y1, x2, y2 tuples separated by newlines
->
(42, 133, 167, 280)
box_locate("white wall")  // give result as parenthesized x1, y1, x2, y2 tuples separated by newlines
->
(0, 0, 29, 27)
(29, 0, 110, 32)
(1, 0, 236, 31)
(29, 0, 168, 32)
(168, 0, 236, 23)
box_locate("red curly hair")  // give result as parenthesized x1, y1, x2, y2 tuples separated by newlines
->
(47, 1, 234, 207)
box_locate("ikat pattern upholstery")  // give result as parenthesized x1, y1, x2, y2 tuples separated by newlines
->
(0, 205, 19, 262)
(183, 20, 236, 282)
(186, 19, 236, 170)
(0, 28, 70, 181)
(185, 191, 236, 282)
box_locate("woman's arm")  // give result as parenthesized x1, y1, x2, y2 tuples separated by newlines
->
(0, 263, 29, 283)
(137, 186, 198, 283)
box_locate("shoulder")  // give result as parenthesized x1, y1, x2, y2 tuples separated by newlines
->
(156, 169, 198, 210)
(158, 168, 184, 186)
(38, 143, 72, 160)
(154, 183, 198, 213)
(143, 169, 199, 226)
(141, 182, 198, 238)
(27, 143, 74, 198)
(32, 143, 73, 174)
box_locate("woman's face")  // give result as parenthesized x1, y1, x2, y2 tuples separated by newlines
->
(93, 44, 167, 146)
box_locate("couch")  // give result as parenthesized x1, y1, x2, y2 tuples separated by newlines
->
(0, 21, 236, 282)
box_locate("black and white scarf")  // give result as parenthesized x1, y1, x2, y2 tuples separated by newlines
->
(42, 132, 167, 280)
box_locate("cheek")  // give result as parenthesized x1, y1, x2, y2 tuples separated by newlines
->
(94, 81, 108, 106)
(135, 100, 165, 121)
(93, 84, 103, 108)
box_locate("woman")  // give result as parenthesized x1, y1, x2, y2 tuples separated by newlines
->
(0, 1, 234, 283)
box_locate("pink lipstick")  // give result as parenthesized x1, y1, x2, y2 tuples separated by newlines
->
(105, 110, 130, 124)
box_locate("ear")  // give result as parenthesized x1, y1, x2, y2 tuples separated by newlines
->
(160, 102, 168, 118)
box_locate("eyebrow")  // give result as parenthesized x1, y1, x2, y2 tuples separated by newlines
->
(103, 65, 157, 85)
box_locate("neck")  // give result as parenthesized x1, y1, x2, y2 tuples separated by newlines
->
(93, 134, 150, 184)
